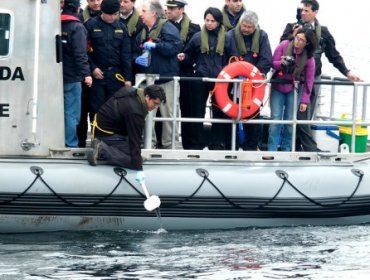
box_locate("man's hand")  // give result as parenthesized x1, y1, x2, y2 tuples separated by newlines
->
(299, 103, 308, 112)
(84, 76, 93, 87)
(346, 71, 363, 82)
(92, 68, 104, 79)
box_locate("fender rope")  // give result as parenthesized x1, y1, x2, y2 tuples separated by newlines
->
(0, 166, 146, 206)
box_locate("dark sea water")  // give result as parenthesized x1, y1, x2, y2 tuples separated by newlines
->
(1, 225, 370, 279)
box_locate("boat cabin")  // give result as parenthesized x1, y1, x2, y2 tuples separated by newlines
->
(0, 1, 64, 156)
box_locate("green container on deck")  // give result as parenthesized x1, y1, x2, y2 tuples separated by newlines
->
(339, 126, 368, 153)
(338, 113, 368, 153)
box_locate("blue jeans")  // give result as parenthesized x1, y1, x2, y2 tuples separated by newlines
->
(268, 88, 301, 151)
(64, 82, 81, 147)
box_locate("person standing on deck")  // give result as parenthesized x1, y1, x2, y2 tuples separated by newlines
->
(119, 0, 144, 85)
(178, 7, 232, 150)
(165, 0, 201, 150)
(77, 0, 102, 148)
(268, 29, 317, 152)
(85, 0, 132, 122)
(280, 0, 362, 151)
(222, 0, 246, 31)
(61, 0, 92, 147)
(226, 10, 272, 150)
(134, 0, 182, 149)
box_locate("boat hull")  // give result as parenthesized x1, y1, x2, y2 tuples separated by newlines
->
(1, 154, 370, 232)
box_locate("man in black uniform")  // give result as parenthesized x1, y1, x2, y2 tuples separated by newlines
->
(85, 0, 132, 119)
(87, 85, 166, 178)
(165, 0, 201, 149)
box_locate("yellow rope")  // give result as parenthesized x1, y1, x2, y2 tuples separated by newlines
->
(90, 114, 114, 141)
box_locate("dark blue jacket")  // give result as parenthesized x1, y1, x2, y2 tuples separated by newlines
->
(134, 19, 182, 77)
(183, 27, 232, 78)
(61, 11, 90, 83)
(85, 16, 132, 81)
(226, 28, 272, 75)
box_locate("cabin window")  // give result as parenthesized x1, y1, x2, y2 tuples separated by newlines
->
(0, 13, 11, 57)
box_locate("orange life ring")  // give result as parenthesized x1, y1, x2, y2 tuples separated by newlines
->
(214, 61, 266, 119)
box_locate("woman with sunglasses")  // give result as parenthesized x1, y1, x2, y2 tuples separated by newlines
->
(268, 28, 317, 151)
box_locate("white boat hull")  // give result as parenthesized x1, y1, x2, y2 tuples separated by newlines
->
(1, 151, 370, 232)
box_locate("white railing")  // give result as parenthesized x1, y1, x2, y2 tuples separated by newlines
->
(136, 74, 370, 153)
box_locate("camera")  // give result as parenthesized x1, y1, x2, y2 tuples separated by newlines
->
(283, 56, 295, 66)
(302, 22, 313, 30)
(293, 20, 314, 31)
(295, 20, 314, 31)
(281, 56, 295, 74)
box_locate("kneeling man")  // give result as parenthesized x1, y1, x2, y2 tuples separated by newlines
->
(87, 85, 166, 177)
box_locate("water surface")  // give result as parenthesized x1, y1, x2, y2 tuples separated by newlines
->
(1, 225, 370, 279)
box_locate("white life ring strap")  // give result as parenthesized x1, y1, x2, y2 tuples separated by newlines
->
(249, 66, 259, 78)
(253, 98, 263, 107)
(222, 102, 233, 113)
(220, 71, 231, 80)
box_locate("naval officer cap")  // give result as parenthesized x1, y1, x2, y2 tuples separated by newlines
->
(100, 0, 120, 14)
(165, 0, 188, 7)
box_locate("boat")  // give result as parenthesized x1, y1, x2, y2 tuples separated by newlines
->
(1, 1, 370, 233)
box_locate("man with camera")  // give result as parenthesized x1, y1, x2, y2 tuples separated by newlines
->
(279, 0, 362, 152)
(281, 0, 362, 84)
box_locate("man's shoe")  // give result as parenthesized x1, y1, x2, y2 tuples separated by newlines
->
(87, 139, 101, 166)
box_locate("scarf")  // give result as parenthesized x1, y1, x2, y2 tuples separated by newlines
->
(314, 19, 322, 46)
(200, 25, 226, 56)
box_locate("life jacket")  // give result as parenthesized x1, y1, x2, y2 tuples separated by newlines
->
(125, 9, 140, 37)
(234, 23, 260, 57)
(200, 25, 226, 56)
(140, 18, 167, 42)
(177, 13, 191, 44)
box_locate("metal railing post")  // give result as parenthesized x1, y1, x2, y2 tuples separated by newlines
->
(291, 81, 299, 152)
(143, 75, 157, 149)
(350, 83, 359, 152)
(171, 77, 180, 149)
